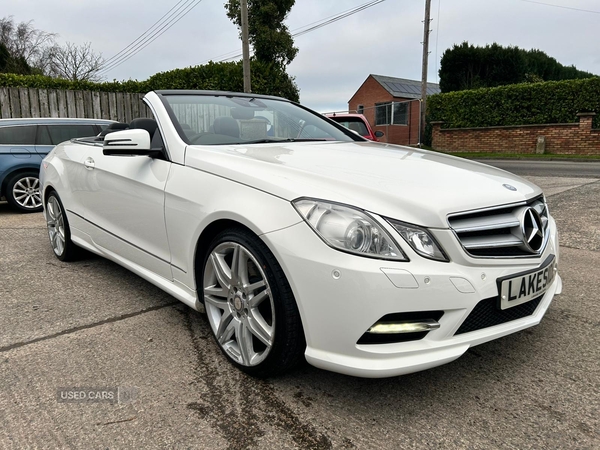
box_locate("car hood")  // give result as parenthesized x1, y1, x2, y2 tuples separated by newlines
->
(184, 141, 542, 228)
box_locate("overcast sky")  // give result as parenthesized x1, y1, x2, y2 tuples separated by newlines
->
(5, 0, 600, 112)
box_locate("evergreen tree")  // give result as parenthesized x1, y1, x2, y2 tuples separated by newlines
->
(439, 41, 596, 92)
(225, 0, 298, 69)
(0, 42, 33, 75)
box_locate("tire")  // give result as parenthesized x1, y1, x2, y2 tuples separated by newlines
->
(5, 171, 43, 213)
(45, 191, 80, 262)
(201, 228, 305, 377)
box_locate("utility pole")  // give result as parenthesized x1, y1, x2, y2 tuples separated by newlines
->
(241, 0, 252, 93)
(419, 0, 432, 147)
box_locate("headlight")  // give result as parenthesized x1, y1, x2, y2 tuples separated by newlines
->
(293, 199, 407, 261)
(386, 219, 449, 262)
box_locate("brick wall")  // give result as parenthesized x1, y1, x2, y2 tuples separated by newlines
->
(348, 76, 421, 146)
(431, 113, 600, 155)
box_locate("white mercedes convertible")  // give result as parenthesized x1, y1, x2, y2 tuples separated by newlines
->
(40, 90, 561, 378)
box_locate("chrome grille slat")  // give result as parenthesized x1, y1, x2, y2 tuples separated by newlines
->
(448, 196, 549, 258)
(462, 235, 523, 249)
(450, 213, 520, 233)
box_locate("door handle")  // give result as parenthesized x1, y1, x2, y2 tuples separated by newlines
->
(84, 157, 95, 170)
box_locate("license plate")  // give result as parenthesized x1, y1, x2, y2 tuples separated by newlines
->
(499, 255, 557, 310)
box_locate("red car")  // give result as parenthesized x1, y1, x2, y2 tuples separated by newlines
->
(326, 113, 384, 141)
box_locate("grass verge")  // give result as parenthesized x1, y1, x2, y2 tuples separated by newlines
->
(410, 146, 600, 160)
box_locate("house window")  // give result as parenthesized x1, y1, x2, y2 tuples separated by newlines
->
(375, 103, 390, 126)
(392, 102, 408, 125)
(357, 104, 364, 115)
(375, 102, 409, 126)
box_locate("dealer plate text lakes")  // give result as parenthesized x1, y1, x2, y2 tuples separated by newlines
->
(500, 256, 557, 310)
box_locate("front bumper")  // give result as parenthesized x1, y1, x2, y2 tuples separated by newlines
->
(262, 216, 561, 378)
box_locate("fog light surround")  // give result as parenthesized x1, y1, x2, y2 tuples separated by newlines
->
(357, 311, 444, 345)
(368, 320, 440, 334)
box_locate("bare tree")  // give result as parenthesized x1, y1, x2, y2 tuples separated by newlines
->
(0, 16, 57, 72)
(48, 42, 105, 82)
(0, 17, 104, 81)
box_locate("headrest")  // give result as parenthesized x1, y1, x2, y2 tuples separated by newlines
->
(231, 107, 255, 120)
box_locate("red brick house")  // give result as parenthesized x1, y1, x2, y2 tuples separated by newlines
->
(349, 74, 440, 146)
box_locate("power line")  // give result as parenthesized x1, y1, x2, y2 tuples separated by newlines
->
(520, 0, 600, 14)
(99, 0, 202, 75)
(293, 0, 386, 38)
(99, 0, 205, 76)
(99, 0, 386, 76)
(102, 0, 190, 67)
(100, 0, 197, 74)
(208, 0, 387, 64)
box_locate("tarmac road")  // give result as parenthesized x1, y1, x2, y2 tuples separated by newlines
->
(1, 171, 598, 449)
(477, 159, 600, 178)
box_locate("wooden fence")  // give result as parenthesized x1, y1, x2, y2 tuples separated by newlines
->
(0, 87, 152, 123)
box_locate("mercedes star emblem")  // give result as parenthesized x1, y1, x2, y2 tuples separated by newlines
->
(521, 207, 545, 252)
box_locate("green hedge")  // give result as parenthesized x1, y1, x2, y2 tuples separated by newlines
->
(0, 73, 148, 92)
(427, 77, 600, 129)
(146, 60, 299, 102)
(0, 60, 300, 102)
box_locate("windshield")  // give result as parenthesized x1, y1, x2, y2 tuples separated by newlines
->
(161, 94, 357, 145)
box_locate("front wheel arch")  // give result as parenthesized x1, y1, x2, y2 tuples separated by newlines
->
(193, 219, 252, 292)
(43, 185, 56, 207)
(193, 219, 297, 307)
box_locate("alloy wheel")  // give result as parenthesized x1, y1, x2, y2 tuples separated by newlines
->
(13, 176, 42, 209)
(46, 196, 66, 256)
(203, 242, 275, 367)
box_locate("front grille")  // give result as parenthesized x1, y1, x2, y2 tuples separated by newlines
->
(448, 196, 549, 258)
(454, 295, 543, 335)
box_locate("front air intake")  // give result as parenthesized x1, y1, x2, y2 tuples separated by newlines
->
(454, 295, 543, 335)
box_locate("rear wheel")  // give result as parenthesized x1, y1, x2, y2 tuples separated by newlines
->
(46, 192, 80, 261)
(202, 228, 305, 377)
(6, 171, 42, 213)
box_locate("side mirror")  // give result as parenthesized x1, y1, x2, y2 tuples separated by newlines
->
(375, 131, 384, 138)
(103, 129, 154, 156)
